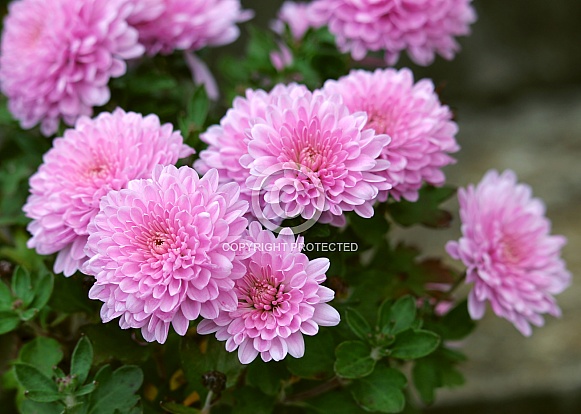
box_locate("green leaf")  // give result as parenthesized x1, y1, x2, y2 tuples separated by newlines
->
(246, 360, 289, 396)
(24, 390, 62, 403)
(188, 85, 209, 128)
(21, 400, 65, 414)
(232, 386, 276, 414)
(334, 341, 376, 379)
(439, 300, 476, 341)
(14, 363, 59, 394)
(348, 211, 389, 245)
(160, 402, 201, 414)
(412, 359, 439, 404)
(0, 311, 20, 334)
(0, 281, 12, 309)
(305, 389, 368, 414)
(345, 309, 372, 342)
(351, 365, 407, 413)
(19, 308, 38, 321)
(180, 336, 244, 402)
(378, 296, 417, 335)
(30, 269, 54, 311)
(19, 337, 63, 378)
(12, 266, 34, 306)
(86, 365, 143, 414)
(81, 324, 151, 365)
(71, 337, 93, 385)
(75, 382, 97, 396)
(390, 330, 440, 360)
(388, 185, 456, 228)
(286, 329, 335, 380)
(49, 275, 97, 314)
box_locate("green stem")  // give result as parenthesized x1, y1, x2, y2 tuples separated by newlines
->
(201, 390, 214, 414)
(283, 377, 343, 403)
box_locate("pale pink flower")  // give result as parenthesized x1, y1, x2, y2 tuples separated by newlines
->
(323, 68, 458, 202)
(195, 83, 311, 218)
(24, 109, 193, 277)
(197, 222, 340, 363)
(84, 165, 249, 344)
(240, 87, 391, 227)
(271, 1, 326, 40)
(446, 170, 571, 336)
(130, 0, 253, 55)
(0, 0, 144, 136)
(311, 0, 476, 65)
(270, 42, 294, 72)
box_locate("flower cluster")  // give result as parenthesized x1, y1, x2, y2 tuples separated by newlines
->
(271, 1, 326, 41)
(24, 108, 193, 276)
(446, 170, 571, 336)
(0, 0, 251, 135)
(311, 0, 476, 65)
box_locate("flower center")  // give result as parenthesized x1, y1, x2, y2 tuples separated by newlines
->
(298, 146, 323, 171)
(366, 111, 391, 135)
(150, 232, 168, 254)
(245, 274, 287, 311)
(500, 235, 522, 264)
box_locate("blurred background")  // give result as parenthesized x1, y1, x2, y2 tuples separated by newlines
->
(242, 0, 581, 412)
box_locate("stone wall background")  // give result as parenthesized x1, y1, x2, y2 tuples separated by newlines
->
(242, 0, 581, 411)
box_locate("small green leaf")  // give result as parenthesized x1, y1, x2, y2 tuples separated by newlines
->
(412, 359, 439, 404)
(246, 360, 289, 396)
(0, 311, 20, 334)
(188, 85, 209, 128)
(390, 330, 440, 360)
(348, 211, 389, 245)
(30, 270, 54, 310)
(19, 308, 38, 321)
(334, 341, 376, 379)
(71, 337, 93, 385)
(286, 329, 335, 380)
(378, 295, 416, 335)
(439, 300, 476, 340)
(232, 386, 276, 414)
(12, 266, 34, 306)
(19, 337, 63, 378)
(86, 365, 143, 414)
(345, 309, 372, 341)
(24, 390, 62, 403)
(0, 281, 12, 309)
(160, 402, 201, 414)
(21, 400, 65, 414)
(351, 365, 407, 413)
(75, 381, 97, 396)
(14, 363, 59, 394)
(388, 185, 456, 228)
(305, 389, 368, 414)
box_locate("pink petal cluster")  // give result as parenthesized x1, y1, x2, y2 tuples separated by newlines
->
(198, 222, 340, 363)
(323, 68, 458, 202)
(271, 1, 326, 41)
(24, 108, 193, 276)
(130, 0, 253, 55)
(84, 165, 249, 344)
(0, 0, 144, 136)
(311, 0, 476, 65)
(195, 83, 311, 214)
(446, 170, 571, 336)
(241, 88, 391, 226)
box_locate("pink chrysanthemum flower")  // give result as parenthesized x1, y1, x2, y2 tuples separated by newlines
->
(311, 0, 476, 65)
(446, 170, 571, 336)
(197, 221, 340, 363)
(270, 1, 326, 41)
(84, 165, 249, 344)
(195, 83, 310, 217)
(323, 68, 458, 202)
(24, 108, 193, 277)
(240, 87, 391, 227)
(130, 0, 253, 55)
(0, 0, 144, 136)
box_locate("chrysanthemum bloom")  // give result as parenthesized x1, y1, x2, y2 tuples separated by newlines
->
(130, 0, 253, 55)
(311, 0, 476, 65)
(24, 109, 193, 276)
(0, 0, 144, 136)
(198, 222, 340, 363)
(240, 88, 391, 227)
(270, 1, 326, 41)
(446, 170, 571, 336)
(323, 68, 458, 202)
(195, 83, 311, 217)
(84, 165, 249, 344)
